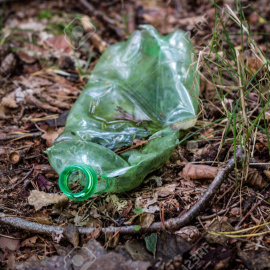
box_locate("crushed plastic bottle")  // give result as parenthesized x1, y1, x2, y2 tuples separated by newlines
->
(46, 25, 199, 201)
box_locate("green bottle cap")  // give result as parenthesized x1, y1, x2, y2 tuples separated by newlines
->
(59, 164, 98, 201)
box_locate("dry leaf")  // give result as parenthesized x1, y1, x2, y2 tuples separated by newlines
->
(138, 213, 155, 228)
(156, 183, 177, 197)
(246, 55, 265, 77)
(135, 191, 158, 213)
(7, 252, 15, 270)
(1, 96, 17, 109)
(0, 236, 20, 251)
(182, 163, 218, 180)
(128, 212, 155, 228)
(64, 224, 79, 247)
(245, 169, 268, 189)
(17, 50, 36, 64)
(175, 226, 200, 243)
(105, 194, 128, 213)
(21, 236, 38, 247)
(160, 198, 180, 212)
(0, 53, 17, 76)
(230, 207, 240, 216)
(105, 231, 120, 248)
(206, 220, 234, 246)
(90, 227, 102, 239)
(46, 35, 72, 54)
(28, 190, 68, 211)
(41, 126, 64, 147)
(264, 170, 270, 180)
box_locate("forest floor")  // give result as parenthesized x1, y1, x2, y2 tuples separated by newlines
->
(1, 0, 270, 269)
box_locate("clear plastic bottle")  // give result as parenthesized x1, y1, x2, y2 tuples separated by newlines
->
(46, 25, 199, 201)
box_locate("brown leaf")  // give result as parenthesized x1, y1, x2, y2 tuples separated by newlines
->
(124, 239, 153, 262)
(160, 198, 180, 212)
(135, 191, 159, 213)
(46, 35, 72, 54)
(129, 212, 155, 229)
(175, 226, 200, 243)
(0, 53, 17, 76)
(245, 53, 266, 77)
(1, 96, 17, 109)
(238, 249, 270, 270)
(17, 50, 36, 64)
(105, 231, 120, 248)
(58, 55, 75, 70)
(41, 126, 64, 147)
(7, 252, 15, 270)
(156, 183, 177, 197)
(23, 63, 40, 74)
(156, 232, 191, 262)
(182, 163, 218, 180)
(28, 190, 68, 211)
(245, 169, 268, 189)
(205, 220, 234, 246)
(264, 170, 270, 180)
(141, 6, 167, 28)
(90, 227, 101, 239)
(121, 201, 133, 218)
(21, 236, 38, 247)
(0, 236, 20, 251)
(64, 224, 79, 247)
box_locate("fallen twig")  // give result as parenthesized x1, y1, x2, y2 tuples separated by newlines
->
(200, 202, 240, 220)
(0, 150, 242, 235)
(6, 167, 34, 191)
(249, 158, 270, 171)
(0, 132, 42, 141)
(235, 200, 262, 230)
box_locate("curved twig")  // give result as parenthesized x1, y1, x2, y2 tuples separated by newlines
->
(0, 150, 241, 235)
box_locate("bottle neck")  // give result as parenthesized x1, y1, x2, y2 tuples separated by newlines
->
(59, 164, 98, 201)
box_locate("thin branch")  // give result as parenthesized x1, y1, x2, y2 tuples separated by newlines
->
(0, 132, 42, 141)
(0, 150, 242, 235)
(250, 158, 270, 171)
(6, 167, 34, 191)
